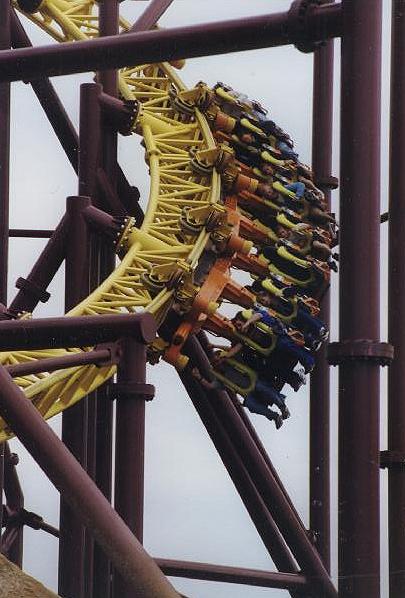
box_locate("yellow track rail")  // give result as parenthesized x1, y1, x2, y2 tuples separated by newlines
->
(0, 0, 221, 440)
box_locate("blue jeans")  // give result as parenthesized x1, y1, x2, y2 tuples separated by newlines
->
(244, 393, 279, 422)
(250, 378, 286, 411)
(276, 334, 315, 373)
(285, 181, 305, 198)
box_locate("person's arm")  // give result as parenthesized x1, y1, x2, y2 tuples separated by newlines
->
(223, 342, 243, 359)
(208, 341, 230, 350)
(241, 312, 262, 331)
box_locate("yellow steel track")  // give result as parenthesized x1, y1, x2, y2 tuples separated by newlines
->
(0, 0, 220, 440)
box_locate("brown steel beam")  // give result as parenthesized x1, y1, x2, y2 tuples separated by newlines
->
(9, 229, 54, 238)
(1, 5, 342, 83)
(187, 337, 337, 598)
(0, 312, 156, 350)
(197, 330, 304, 529)
(156, 559, 308, 590)
(10, 11, 140, 221)
(388, 2, 405, 596)
(179, 368, 303, 598)
(8, 215, 68, 315)
(10, 8, 79, 172)
(2, 445, 23, 566)
(0, 0, 11, 552)
(5, 345, 117, 378)
(0, 0, 10, 303)
(59, 195, 91, 598)
(309, 0, 334, 572)
(129, 0, 174, 32)
(337, 2, 383, 597)
(0, 364, 180, 598)
(92, 7, 120, 595)
(113, 338, 149, 598)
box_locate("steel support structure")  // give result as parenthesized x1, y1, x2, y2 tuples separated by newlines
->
(0, 2, 398, 597)
(388, 2, 405, 596)
(59, 195, 92, 598)
(0, 5, 342, 83)
(337, 2, 383, 597)
(2, 444, 23, 566)
(0, 0, 10, 551)
(0, 313, 156, 350)
(112, 338, 149, 598)
(310, 0, 335, 571)
(91, 7, 119, 595)
(156, 559, 308, 590)
(129, 0, 174, 33)
(187, 337, 337, 598)
(0, 362, 180, 598)
(180, 366, 301, 569)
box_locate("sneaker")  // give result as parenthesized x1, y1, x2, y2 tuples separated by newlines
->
(281, 406, 291, 420)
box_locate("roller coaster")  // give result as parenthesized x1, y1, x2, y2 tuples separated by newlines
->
(0, 1, 399, 598)
(0, 2, 336, 440)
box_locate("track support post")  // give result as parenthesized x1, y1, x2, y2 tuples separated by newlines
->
(112, 337, 154, 598)
(335, 2, 387, 596)
(388, 2, 405, 595)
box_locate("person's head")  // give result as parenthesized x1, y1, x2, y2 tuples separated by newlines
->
(232, 313, 245, 331)
(277, 224, 290, 239)
(256, 289, 271, 307)
(261, 163, 273, 177)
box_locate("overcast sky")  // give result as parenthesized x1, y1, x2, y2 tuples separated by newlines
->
(6, 1, 392, 596)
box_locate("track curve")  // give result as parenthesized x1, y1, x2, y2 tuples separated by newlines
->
(0, 0, 337, 441)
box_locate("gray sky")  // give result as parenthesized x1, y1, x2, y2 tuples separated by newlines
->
(6, 1, 392, 596)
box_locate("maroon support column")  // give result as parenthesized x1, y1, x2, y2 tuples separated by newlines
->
(112, 338, 151, 598)
(0, 0, 11, 549)
(336, 2, 384, 597)
(309, 0, 334, 571)
(3, 444, 24, 566)
(388, 2, 405, 596)
(59, 196, 91, 598)
(0, 0, 10, 302)
(92, 5, 119, 596)
(77, 82, 101, 598)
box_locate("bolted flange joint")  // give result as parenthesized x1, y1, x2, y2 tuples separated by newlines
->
(288, 0, 325, 53)
(15, 277, 50, 304)
(328, 340, 394, 367)
(109, 381, 155, 402)
(380, 450, 405, 470)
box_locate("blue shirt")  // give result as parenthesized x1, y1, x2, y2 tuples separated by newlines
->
(253, 304, 287, 335)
